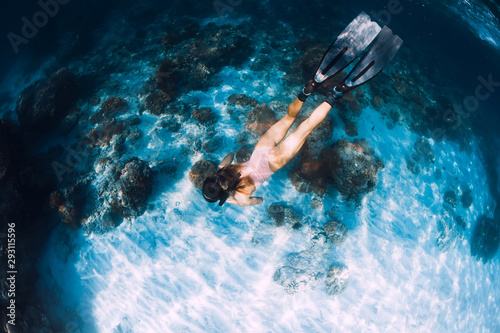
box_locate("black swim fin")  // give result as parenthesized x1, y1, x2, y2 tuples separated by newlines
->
(325, 26, 403, 105)
(342, 26, 403, 89)
(314, 12, 381, 84)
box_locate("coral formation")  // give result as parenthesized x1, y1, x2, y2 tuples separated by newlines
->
(461, 188, 473, 209)
(325, 265, 349, 295)
(15, 68, 79, 133)
(268, 203, 302, 228)
(245, 103, 277, 136)
(322, 139, 384, 196)
(90, 97, 128, 124)
(470, 215, 500, 262)
(189, 159, 217, 189)
(406, 138, 435, 175)
(323, 221, 348, 245)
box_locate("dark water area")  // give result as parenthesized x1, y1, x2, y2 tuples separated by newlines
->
(2, 0, 499, 117)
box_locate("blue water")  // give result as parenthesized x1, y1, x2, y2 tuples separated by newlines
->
(1, 0, 500, 331)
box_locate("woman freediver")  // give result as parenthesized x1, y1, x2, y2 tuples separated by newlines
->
(202, 12, 403, 206)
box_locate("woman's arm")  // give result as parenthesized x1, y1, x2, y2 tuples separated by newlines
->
(227, 192, 263, 206)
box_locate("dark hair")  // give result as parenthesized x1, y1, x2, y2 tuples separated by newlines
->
(220, 164, 254, 194)
(202, 164, 255, 205)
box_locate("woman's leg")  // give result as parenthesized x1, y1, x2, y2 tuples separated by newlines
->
(255, 98, 304, 149)
(269, 101, 332, 171)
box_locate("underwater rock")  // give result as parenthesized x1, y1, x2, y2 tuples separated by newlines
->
(145, 90, 172, 115)
(192, 107, 218, 125)
(153, 23, 253, 99)
(69, 157, 153, 233)
(299, 137, 326, 160)
(339, 91, 363, 124)
(186, 23, 250, 70)
(273, 266, 319, 295)
(235, 144, 253, 163)
(87, 119, 125, 147)
(161, 31, 185, 48)
(246, 103, 276, 123)
(322, 139, 384, 197)
(310, 198, 323, 209)
(455, 215, 467, 230)
(118, 158, 152, 217)
(406, 139, 435, 175)
(344, 122, 358, 137)
(444, 190, 458, 209)
(159, 117, 181, 132)
(470, 215, 500, 262)
(189, 159, 217, 189)
(289, 172, 327, 196)
(49, 189, 80, 229)
(324, 221, 348, 245)
(15, 68, 79, 133)
(406, 138, 435, 175)
(50, 173, 102, 231)
(298, 159, 328, 180)
(274, 240, 333, 295)
(161, 18, 200, 49)
(78, 157, 152, 233)
(325, 265, 349, 295)
(461, 188, 473, 209)
(268, 203, 302, 228)
(58, 111, 80, 135)
(202, 135, 223, 153)
(372, 96, 383, 109)
(414, 138, 435, 164)
(228, 94, 259, 107)
(90, 97, 128, 124)
(0, 136, 10, 180)
(289, 159, 328, 196)
(245, 103, 277, 136)
(406, 155, 421, 175)
(154, 58, 179, 97)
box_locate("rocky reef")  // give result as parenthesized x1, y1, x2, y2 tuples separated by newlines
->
(272, 227, 351, 296)
(470, 215, 500, 262)
(325, 265, 350, 295)
(267, 203, 302, 229)
(51, 157, 153, 233)
(406, 138, 435, 175)
(323, 220, 348, 246)
(16, 68, 79, 135)
(323, 139, 384, 197)
(145, 22, 254, 114)
(189, 159, 218, 189)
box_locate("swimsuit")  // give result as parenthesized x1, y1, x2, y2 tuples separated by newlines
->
(241, 148, 274, 189)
